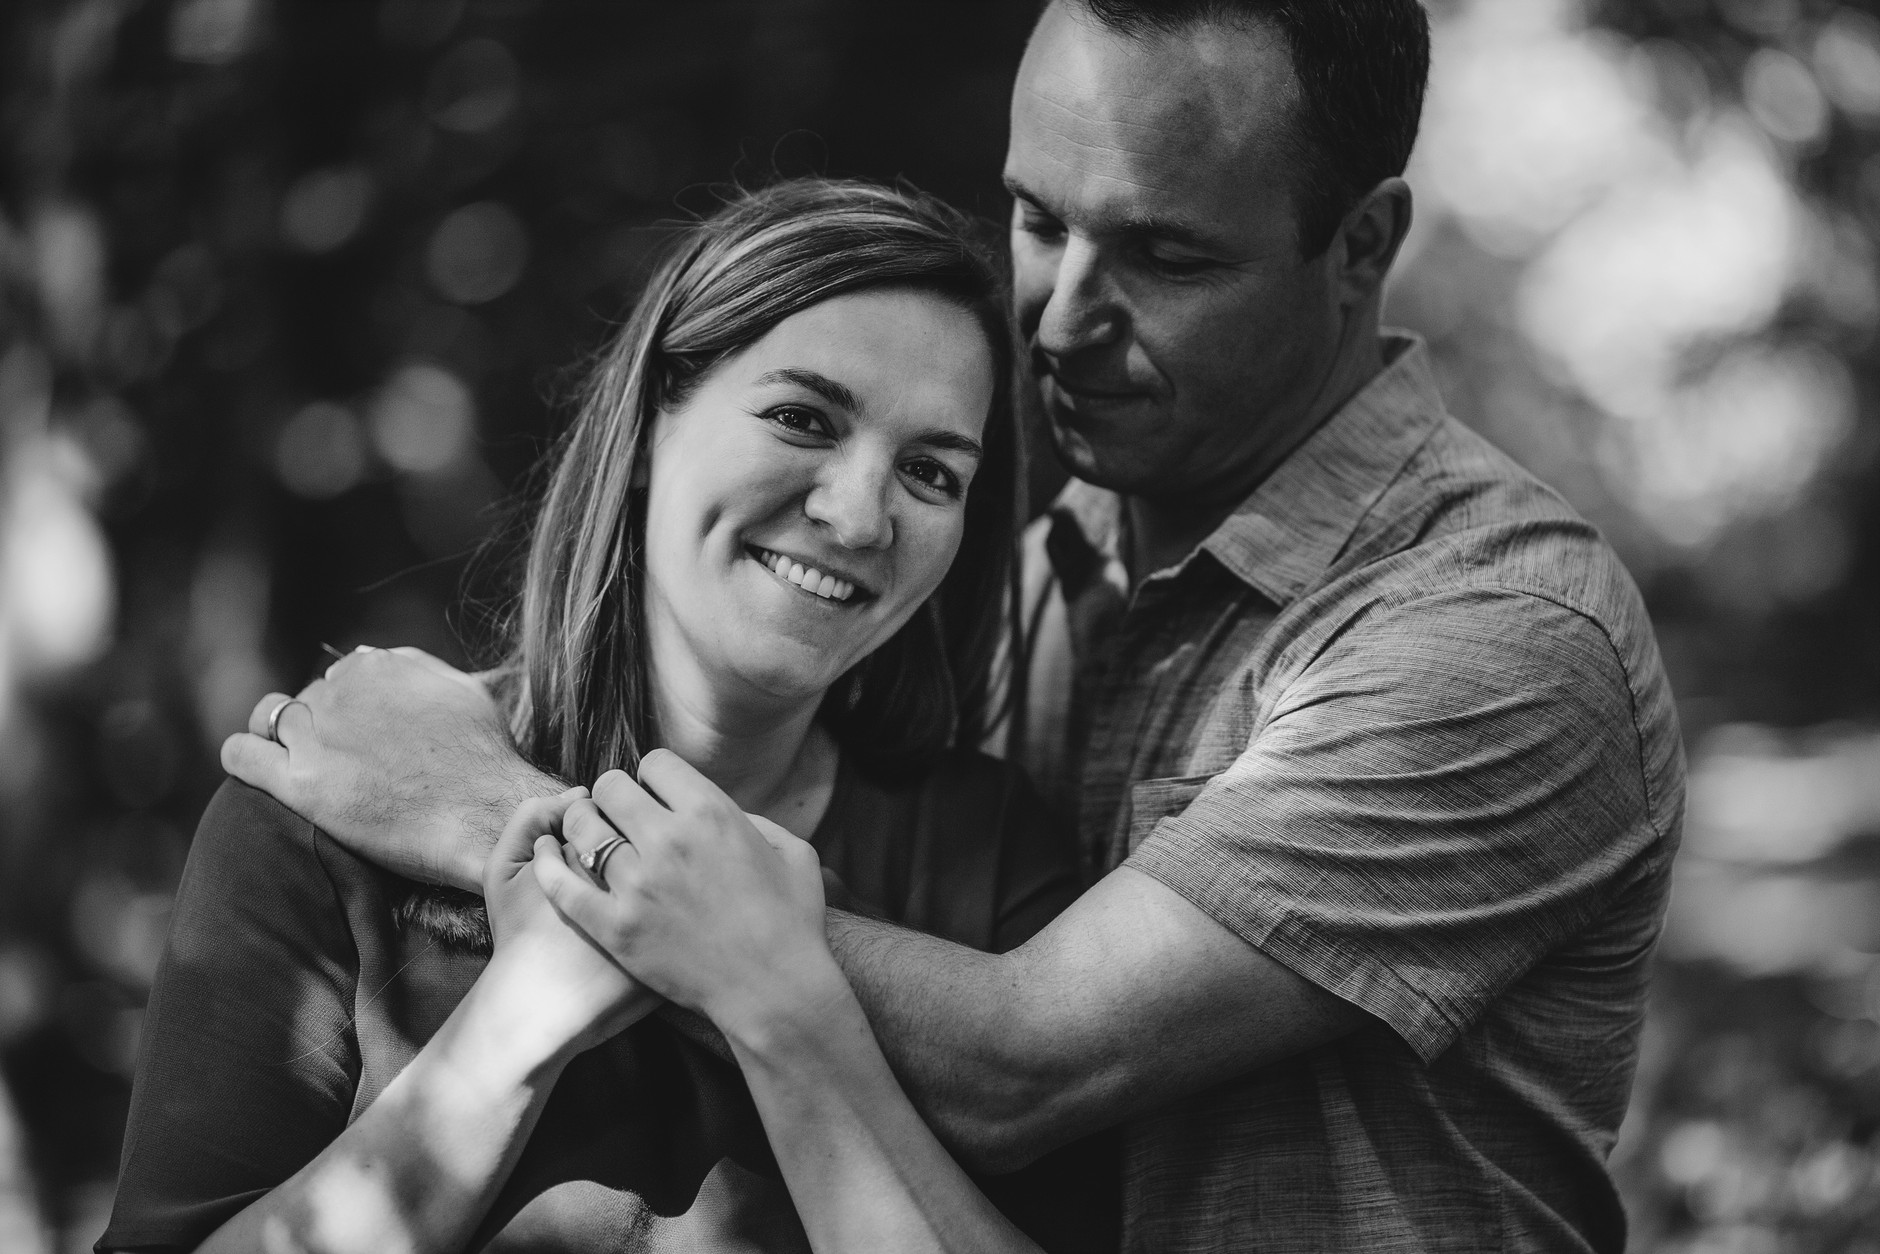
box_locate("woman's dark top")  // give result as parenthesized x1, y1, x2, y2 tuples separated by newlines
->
(101, 749, 1120, 1252)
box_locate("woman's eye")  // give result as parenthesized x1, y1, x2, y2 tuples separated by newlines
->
(764, 405, 828, 436)
(901, 457, 963, 499)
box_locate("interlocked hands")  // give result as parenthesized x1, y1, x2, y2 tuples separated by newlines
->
(532, 750, 834, 1047)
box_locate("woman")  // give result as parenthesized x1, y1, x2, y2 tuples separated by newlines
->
(101, 180, 1114, 1253)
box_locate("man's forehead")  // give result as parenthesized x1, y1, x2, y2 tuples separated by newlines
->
(1006, 2, 1300, 233)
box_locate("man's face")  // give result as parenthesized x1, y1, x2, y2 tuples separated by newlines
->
(1006, 2, 1343, 503)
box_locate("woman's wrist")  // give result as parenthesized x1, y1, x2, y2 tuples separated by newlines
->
(451, 948, 594, 1077)
(718, 947, 863, 1071)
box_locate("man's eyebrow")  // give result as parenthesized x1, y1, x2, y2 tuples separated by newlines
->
(1005, 178, 1226, 253)
(753, 368, 862, 412)
(1117, 215, 1224, 252)
(1004, 175, 1042, 205)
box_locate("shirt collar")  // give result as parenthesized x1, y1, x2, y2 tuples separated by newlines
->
(1046, 332, 1448, 607)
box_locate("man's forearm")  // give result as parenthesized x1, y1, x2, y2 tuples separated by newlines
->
(825, 868, 1374, 1173)
(825, 912, 1089, 1172)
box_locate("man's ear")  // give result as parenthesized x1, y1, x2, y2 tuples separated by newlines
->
(1331, 177, 1414, 308)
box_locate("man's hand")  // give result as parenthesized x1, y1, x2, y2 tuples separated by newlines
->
(222, 646, 559, 890)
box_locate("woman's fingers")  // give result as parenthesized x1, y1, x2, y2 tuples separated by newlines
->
(560, 799, 613, 854)
(533, 835, 630, 939)
(635, 748, 725, 815)
(561, 798, 640, 888)
(591, 768, 670, 851)
(485, 792, 572, 894)
(494, 789, 587, 863)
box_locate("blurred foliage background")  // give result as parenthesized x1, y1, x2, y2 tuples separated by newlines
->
(0, 0, 1876, 1249)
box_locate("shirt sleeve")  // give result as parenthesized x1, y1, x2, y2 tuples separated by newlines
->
(1124, 587, 1667, 1063)
(100, 781, 361, 1252)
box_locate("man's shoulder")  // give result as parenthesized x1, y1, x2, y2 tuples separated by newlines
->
(1276, 418, 1685, 836)
(1341, 414, 1645, 632)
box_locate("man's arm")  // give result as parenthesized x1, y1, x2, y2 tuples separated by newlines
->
(835, 586, 1668, 1171)
(829, 867, 1370, 1171)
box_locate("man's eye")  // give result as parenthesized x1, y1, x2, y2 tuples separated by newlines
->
(1014, 209, 1064, 242)
(901, 457, 963, 499)
(1142, 249, 1214, 276)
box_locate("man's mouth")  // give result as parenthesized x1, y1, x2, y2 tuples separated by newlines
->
(749, 546, 866, 604)
(1040, 373, 1150, 405)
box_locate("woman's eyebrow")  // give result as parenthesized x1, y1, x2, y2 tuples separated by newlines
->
(755, 368, 983, 458)
(918, 430, 983, 460)
(753, 367, 861, 412)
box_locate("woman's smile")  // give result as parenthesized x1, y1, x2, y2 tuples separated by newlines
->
(747, 545, 868, 604)
(641, 287, 995, 709)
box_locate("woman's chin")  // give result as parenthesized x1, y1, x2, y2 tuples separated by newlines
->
(726, 654, 851, 709)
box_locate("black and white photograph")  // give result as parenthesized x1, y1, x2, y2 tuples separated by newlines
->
(0, 0, 1876, 1250)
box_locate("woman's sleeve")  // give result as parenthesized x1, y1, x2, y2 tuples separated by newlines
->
(99, 781, 362, 1253)
(989, 765, 1085, 955)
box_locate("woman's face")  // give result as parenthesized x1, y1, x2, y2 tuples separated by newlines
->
(641, 287, 996, 715)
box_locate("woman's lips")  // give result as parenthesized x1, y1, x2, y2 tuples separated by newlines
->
(749, 546, 865, 604)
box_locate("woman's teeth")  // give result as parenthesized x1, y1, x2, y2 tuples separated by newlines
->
(757, 549, 856, 602)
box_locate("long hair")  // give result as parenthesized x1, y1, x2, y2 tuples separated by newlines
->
(505, 178, 1023, 786)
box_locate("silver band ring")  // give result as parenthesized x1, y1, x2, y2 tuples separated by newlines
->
(580, 835, 629, 882)
(265, 698, 306, 745)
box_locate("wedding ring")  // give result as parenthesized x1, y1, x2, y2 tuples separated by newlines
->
(580, 834, 629, 882)
(265, 698, 307, 744)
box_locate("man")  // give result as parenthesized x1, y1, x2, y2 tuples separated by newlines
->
(223, 2, 1682, 1249)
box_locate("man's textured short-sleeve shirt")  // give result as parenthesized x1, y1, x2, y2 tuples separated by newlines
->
(1011, 335, 1684, 1253)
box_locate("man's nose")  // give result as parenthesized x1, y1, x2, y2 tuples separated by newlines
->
(804, 454, 893, 550)
(1033, 236, 1123, 360)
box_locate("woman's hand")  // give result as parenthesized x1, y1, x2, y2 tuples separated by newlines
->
(477, 790, 656, 1061)
(534, 750, 837, 1048)
(536, 754, 1045, 1254)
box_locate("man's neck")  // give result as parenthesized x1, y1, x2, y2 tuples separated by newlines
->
(1124, 320, 1387, 583)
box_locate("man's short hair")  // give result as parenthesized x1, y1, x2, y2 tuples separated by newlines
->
(1063, 0, 1430, 256)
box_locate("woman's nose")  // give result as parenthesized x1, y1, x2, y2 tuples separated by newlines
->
(804, 455, 893, 550)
